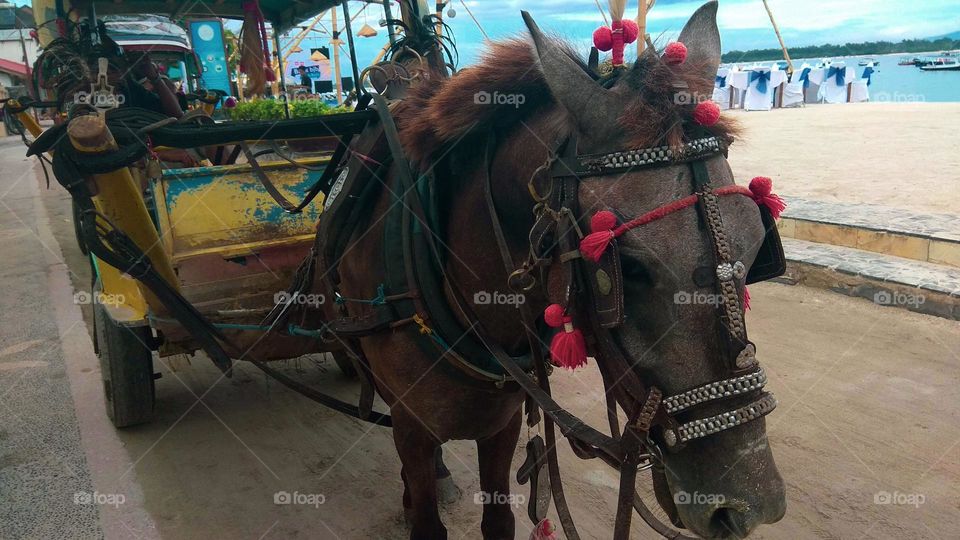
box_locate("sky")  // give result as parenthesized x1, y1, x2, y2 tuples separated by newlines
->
(299, 0, 960, 72)
(12, 0, 960, 70)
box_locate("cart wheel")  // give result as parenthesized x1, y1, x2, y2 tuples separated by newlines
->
(93, 283, 156, 427)
(331, 350, 357, 378)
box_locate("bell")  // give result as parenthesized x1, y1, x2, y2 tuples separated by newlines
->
(310, 50, 328, 62)
(447, 8, 456, 18)
(357, 23, 378, 38)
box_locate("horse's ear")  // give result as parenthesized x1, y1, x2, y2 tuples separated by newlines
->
(522, 11, 618, 136)
(677, 1, 722, 80)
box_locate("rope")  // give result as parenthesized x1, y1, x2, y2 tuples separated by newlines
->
(335, 283, 387, 306)
(458, 0, 489, 41)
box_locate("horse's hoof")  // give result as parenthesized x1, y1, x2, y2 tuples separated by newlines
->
(436, 475, 461, 505)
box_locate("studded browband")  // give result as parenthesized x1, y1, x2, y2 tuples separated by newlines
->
(551, 135, 726, 177)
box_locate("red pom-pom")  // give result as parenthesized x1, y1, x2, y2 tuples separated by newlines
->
(590, 210, 617, 232)
(620, 19, 640, 44)
(749, 176, 773, 196)
(593, 26, 613, 51)
(664, 42, 688, 65)
(224, 96, 238, 108)
(692, 100, 721, 126)
(543, 304, 567, 328)
(748, 176, 786, 219)
(743, 286, 751, 311)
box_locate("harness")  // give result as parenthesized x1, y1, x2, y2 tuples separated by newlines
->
(309, 92, 786, 537)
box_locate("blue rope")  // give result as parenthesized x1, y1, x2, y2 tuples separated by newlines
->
(335, 283, 387, 306)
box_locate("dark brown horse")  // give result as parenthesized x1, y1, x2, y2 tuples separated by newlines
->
(321, 2, 786, 538)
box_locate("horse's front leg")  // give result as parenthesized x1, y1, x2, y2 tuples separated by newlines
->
(393, 412, 446, 539)
(476, 411, 522, 540)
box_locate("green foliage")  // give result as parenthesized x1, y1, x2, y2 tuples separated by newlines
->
(722, 37, 960, 63)
(225, 98, 352, 121)
(226, 99, 286, 121)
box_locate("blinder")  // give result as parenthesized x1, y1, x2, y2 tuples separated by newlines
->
(746, 204, 787, 284)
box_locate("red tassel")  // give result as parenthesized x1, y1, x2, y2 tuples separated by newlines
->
(748, 176, 786, 219)
(544, 304, 588, 370)
(580, 210, 618, 263)
(743, 286, 751, 310)
(530, 518, 558, 540)
(580, 231, 615, 263)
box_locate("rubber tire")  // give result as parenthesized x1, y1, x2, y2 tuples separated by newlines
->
(93, 283, 156, 428)
(330, 350, 358, 378)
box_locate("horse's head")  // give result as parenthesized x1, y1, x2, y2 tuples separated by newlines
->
(526, 2, 786, 537)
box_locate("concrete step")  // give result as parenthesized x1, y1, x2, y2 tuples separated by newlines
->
(779, 197, 960, 268)
(780, 237, 960, 320)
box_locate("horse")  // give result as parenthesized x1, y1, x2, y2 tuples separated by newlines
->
(315, 2, 786, 538)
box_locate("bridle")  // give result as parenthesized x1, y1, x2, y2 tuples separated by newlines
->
(481, 127, 784, 539)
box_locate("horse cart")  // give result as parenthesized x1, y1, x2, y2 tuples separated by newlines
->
(19, 0, 791, 538)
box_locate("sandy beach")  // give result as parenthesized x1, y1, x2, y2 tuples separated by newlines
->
(727, 102, 960, 215)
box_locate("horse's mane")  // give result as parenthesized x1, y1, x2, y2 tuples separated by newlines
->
(397, 37, 739, 166)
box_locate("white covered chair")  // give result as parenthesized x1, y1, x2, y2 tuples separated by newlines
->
(781, 81, 805, 107)
(818, 62, 857, 104)
(712, 67, 732, 110)
(849, 80, 869, 102)
(736, 67, 787, 111)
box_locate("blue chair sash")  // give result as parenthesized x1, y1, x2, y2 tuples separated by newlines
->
(826, 66, 846, 86)
(749, 70, 771, 94)
(715, 75, 727, 88)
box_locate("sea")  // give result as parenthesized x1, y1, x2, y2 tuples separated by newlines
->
(736, 52, 960, 103)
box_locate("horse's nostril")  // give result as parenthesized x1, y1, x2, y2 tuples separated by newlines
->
(709, 507, 749, 539)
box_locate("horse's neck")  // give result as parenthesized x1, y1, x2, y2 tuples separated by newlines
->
(438, 128, 555, 352)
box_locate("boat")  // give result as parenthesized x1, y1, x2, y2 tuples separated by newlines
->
(858, 58, 875, 66)
(920, 58, 960, 71)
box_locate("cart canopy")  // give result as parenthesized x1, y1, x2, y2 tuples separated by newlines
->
(67, 1, 340, 33)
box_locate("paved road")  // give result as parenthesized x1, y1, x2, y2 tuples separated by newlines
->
(1, 142, 958, 539)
